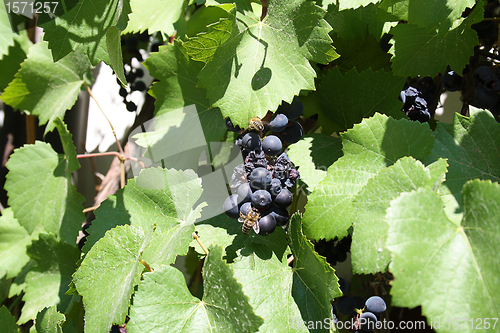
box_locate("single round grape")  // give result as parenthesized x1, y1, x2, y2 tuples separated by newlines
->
(441, 70, 463, 92)
(269, 114, 289, 132)
(251, 190, 272, 209)
(131, 81, 147, 92)
(365, 296, 387, 314)
(265, 206, 289, 226)
(125, 101, 137, 112)
(278, 96, 303, 120)
(358, 312, 378, 332)
(338, 277, 349, 294)
(258, 214, 276, 235)
(248, 167, 272, 191)
(240, 202, 252, 216)
(353, 296, 365, 309)
(262, 135, 282, 156)
(281, 121, 303, 144)
(336, 296, 356, 316)
(125, 72, 136, 83)
(242, 132, 262, 151)
(274, 188, 293, 208)
(269, 178, 282, 197)
(223, 194, 239, 219)
(119, 87, 128, 98)
(135, 68, 144, 78)
(237, 182, 252, 203)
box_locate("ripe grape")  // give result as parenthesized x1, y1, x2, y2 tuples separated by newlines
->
(338, 277, 349, 294)
(242, 132, 262, 151)
(223, 194, 240, 219)
(336, 296, 356, 315)
(281, 121, 303, 144)
(441, 70, 463, 92)
(258, 214, 276, 235)
(269, 114, 288, 132)
(274, 188, 293, 208)
(278, 96, 303, 120)
(251, 190, 272, 209)
(365, 296, 386, 314)
(353, 296, 365, 309)
(237, 182, 252, 203)
(135, 68, 144, 78)
(126, 101, 137, 112)
(358, 312, 378, 332)
(248, 167, 272, 191)
(269, 178, 282, 197)
(262, 135, 282, 156)
(119, 87, 128, 98)
(131, 81, 147, 92)
(265, 206, 289, 226)
(125, 71, 136, 83)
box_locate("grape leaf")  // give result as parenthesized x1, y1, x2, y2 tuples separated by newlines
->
(83, 167, 205, 267)
(39, 0, 131, 64)
(127, 246, 263, 332)
(379, 0, 476, 32)
(1, 42, 90, 133)
(337, 0, 379, 10)
(378, 0, 408, 21)
(287, 134, 343, 193)
(35, 306, 65, 333)
(351, 157, 448, 274)
(0, 208, 31, 280)
(143, 42, 226, 144)
(316, 67, 406, 132)
(74, 225, 153, 333)
(423, 108, 500, 221)
(18, 234, 80, 324)
(386, 180, 500, 332)
(389, 6, 480, 78)
(192, 0, 338, 127)
(0, 305, 19, 333)
(230, 215, 339, 332)
(328, 34, 392, 74)
(5, 118, 85, 244)
(302, 113, 434, 241)
(103, 27, 126, 85)
(186, 4, 231, 38)
(123, 0, 185, 36)
(0, 37, 29, 93)
(325, 3, 385, 40)
(0, 4, 15, 59)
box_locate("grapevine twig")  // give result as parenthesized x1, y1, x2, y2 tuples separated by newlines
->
(140, 259, 154, 272)
(193, 232, 209, 255)
(287, 255, 295, 265)
(82, 206, 99, 214)
(77, 152, 146, 169)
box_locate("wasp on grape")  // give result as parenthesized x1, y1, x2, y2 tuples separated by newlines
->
(238, 207, 260, 234)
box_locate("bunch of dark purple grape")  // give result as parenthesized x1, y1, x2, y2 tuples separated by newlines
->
(399, 77, 436, 122)
(223, 97, 303, 236)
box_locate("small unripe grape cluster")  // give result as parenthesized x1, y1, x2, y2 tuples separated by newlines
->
(223, 97, 304, 235)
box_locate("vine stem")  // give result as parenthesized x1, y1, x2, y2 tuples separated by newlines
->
(140, 259, 154, 272)
(260, 0, 267, 20)
(77, 152, 146, 168)
(193, 232, 209, 255)
(84, 82, 127, 188)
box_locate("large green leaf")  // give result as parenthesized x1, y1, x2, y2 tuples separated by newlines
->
(123, 0, 185, 36)
(0, 36, 29, 93)
(389, 6, 480, 78)
(128, 246, 263, 332)
(386, 180, 500, 332)
(1, 42, 90, 132)
(351, 157, 448, 274)
(0, 208, 31, 280)
(325, 2, 385, 40)
(143, 42, 226, 144)
(83, 167, 205, 260)
(0, 305, 19, 333)
(423, 108, 500, 222)
(74, 225, 154, 333)
(229, 215, 340, 332)
(302, 113, 434, 241)
(39, 0, 130, 64)
(5, 119, 85, 244)
(18, 234, 79, 324)
(287, 134, 343, 193)
(316, 67, 405, 132)
(190, 0, 338, 127)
